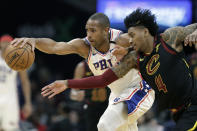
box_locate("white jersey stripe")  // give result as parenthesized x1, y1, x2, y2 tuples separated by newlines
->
(111, 29, 114, 41)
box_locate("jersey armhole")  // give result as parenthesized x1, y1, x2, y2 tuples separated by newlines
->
(83, 37, 91, 45)
(160, 37, 177, 55)
(86, 45, 92, 65)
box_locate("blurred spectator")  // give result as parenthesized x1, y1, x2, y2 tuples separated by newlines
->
(138, 109, 164, 131)
(48, 102, 72, 131)
(0, 35, 32, 130)
(70, 60, 109, 131)
(69, 110, 81, 131)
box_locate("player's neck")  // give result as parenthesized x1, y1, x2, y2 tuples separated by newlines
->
(96, 40, 110, 53)
(144, 36, 154, 54)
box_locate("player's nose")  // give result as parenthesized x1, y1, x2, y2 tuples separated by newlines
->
(87, 31, 92, 37)
(87, 35, 92, 41)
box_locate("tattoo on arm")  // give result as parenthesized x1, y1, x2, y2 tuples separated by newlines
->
(162, 23, 197, 45)
(185, 23, 197, 30)
(162, 27, 180, 45)
(112, 51, 137, 78)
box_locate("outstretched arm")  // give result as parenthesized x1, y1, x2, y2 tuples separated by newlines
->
(161, 23, 197, 52)
(11, 38, 90, 58)
(41, 50, 137, 98)
(68, 50, 137, 88)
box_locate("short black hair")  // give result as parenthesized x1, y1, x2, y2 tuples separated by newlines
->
(89, 13, 110, 28)
(124, 8, 158, 36)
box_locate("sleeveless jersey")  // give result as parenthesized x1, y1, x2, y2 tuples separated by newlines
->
(0, 52, 18, 98)
(86, 29, 142, 95)
(138, 35, 194, 111)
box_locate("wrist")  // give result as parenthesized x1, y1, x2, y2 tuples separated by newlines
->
(35, 38, 39, 46)
(64, 80, 68, 87)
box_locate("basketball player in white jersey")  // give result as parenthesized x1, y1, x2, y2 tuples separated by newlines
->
(0, 35, 32, 131)
(11, 13, 155, 131)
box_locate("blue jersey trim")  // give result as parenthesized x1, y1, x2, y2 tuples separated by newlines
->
(125, 80, 151, 114)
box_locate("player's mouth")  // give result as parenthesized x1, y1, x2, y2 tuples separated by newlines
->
(90, 40, 95, 43)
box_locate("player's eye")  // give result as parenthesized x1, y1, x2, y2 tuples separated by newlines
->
(130, 34, 134, 38)
(91, 29, 96, 32)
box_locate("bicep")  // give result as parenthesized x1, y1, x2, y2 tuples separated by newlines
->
(54, 39, 89, 58)
(162, 24, 197, 51)
(162, 27, 187, 52)
(162, 27, 184, 45)
(111, 51, 137, 78)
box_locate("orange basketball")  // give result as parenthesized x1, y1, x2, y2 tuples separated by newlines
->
(3, 44, 35, 71)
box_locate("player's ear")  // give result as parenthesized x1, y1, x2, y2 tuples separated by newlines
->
(104, 27, 110, 33)
(144, 28, 149, 37)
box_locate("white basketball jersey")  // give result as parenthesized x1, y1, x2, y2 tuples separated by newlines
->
(0, 52, 17, 98)
(86, 29, 142, 95)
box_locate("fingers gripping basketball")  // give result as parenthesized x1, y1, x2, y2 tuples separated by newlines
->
(3, 43, 35, 71)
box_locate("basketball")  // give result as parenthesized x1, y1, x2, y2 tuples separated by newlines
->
(3, 43, 35, 71)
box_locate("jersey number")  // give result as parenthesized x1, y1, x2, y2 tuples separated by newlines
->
(155, 74, 167, 93)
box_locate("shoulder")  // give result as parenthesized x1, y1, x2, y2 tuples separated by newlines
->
(161, 26, 184, 43)
(71, 38, 90, 58)
(160, 27, 185, 52)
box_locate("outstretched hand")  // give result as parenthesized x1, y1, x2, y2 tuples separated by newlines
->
(11, 38, 36, 52)
(112, 45, 128, 62)
(184, 31, 197, 47)
(41, 80, 68, 99)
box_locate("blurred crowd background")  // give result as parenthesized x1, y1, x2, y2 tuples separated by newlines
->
(0, 0, 197, 131)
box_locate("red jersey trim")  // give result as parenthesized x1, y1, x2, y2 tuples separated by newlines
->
(137, 54, 141, 71)
(160, 37, 177, 55)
